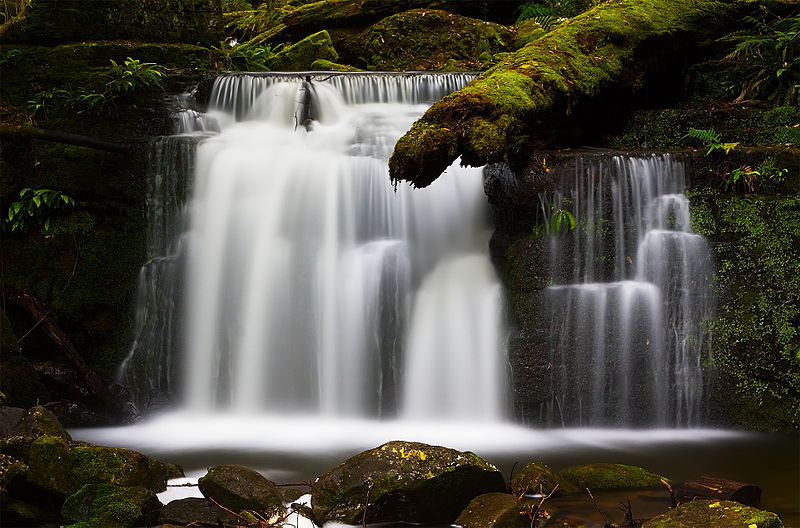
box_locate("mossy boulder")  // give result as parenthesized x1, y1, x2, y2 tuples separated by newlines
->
(267, 30, 338, 71)
(27, 436, 170, 497)
(197, 464, 285, 517)
(158, 497, 245, 526)
(559, 463, 666, 490)
(5, 0, 222, 46)
(61, 483, 162, 528)
(311, 58, 363, 71)
(354, 9, 512, 71)
(389, 0, 748, 187)
(455, 492, 538, 528)
(311, 440, 506, 525)
(641, 499, 784, 528)
(27, 435, 74, 495)
(511, 461, 578, 496)
(68, 445, 170, 493)
(12, 405, 71, 441)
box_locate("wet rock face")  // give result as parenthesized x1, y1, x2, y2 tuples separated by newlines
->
(311, 440, 506, 525)
(197, 464, 285, 518)
(641, 499, 784, 528)
(12, 405, 72, 441)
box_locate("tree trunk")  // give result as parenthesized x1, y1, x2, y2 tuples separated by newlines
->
(676, 476, 762, 508)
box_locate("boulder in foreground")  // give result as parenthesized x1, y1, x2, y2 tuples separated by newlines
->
(311, 440, 506, 524)
(642, 499, 783, 528)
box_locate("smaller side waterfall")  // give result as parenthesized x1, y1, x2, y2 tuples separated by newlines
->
(541, 154, 714, 427)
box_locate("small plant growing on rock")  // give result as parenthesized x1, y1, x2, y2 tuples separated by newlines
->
(683, 127, 739, 155)
(108, 57, 164, 93)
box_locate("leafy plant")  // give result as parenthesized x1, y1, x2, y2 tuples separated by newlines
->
(721, 7, 800, 105)
(4, 188, 78, 234)
(227, 43, 283, 71)
(550, 207, 575, 233)
(108, 57, 165, 93)
(683, 127, 739, 155)
(27, 88, 69, 116)
(724, 166, 760, 192)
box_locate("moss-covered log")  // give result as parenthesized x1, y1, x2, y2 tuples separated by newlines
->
(388, 0, 745, 187)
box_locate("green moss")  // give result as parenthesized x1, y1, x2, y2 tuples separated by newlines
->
(559, 463, 666, 490)
(61, 484, 161, 528)
(310, 58, 362, 71)
(355, 9, 511, 71)
(642, 499, 784, 528)
(68, 446, 168, 492)
(27, 435, 75, 495)
(266, 29, 338, 70)
(7, 0, 222, 46)
(390, 0, 735, 186)
(690, 191, 800, 429)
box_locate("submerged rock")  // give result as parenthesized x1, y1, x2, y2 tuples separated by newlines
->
(311, 440, 506, 525)
(61, 483, 162, 528)
(559, 463, 666, 490)
(511, 461, 578, 496)
(198, 464, 285, 518)
(455, 492, 539, 528)
(641, 499, 784, 528)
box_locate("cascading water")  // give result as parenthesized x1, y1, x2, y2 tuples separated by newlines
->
(540, 154, 714, 427)
(120, 73, 506, 422)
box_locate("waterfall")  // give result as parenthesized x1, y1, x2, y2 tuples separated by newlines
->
(540, 154, 714, 427)
(121, 73, 506, 422)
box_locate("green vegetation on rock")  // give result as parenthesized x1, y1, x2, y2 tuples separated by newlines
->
(455, 492, 537, 528)
(642, 499, 784, 528)
(389, 0, 739, 187)
(311, 440, 505, 525)
(266, 29, 338, 70)
(559, 463, 666, 490)
(690, 191, 800, 429)
(511, 460, 577, 496)
(355, 9, 511, 71)
(61, 483, 162, 528)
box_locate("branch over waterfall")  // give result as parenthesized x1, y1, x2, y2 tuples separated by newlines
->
(388, 0, 751, 188)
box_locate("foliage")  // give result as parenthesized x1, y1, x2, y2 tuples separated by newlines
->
(721, 7, 800, 106)
(27, 88, 108, 117)
(0, 0, 27, 26)
(107, 57, 164, 93)
(225, 42, 283, 70)
(4, 188, 78, 234)
(683, 127, 739, 155)
(516, 0, 597, 21)
(549, 207, 575, 233)
(724, 165, 760, 192)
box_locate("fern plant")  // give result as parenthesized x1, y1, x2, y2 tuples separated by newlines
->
(108, 57, 164, 93)
(683, 128, 739, 155)
(721, 7, 800, 105)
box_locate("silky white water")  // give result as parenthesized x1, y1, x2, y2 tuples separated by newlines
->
(540, 154, 714, 427)
(119, 73, 506, 421)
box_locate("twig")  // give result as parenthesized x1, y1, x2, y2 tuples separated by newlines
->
(585, 488, 613, 527)
(276, 481, 313, 488)
(660, 478, 677, 508)
(619, 498, 634, 527)
(363, 480, 374, 528)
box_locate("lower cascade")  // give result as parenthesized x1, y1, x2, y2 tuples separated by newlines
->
(120, 73, 506, 421)
(536, 154, 715, 427)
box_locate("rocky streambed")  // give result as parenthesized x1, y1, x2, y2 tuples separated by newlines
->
(0, 404, 791, 528)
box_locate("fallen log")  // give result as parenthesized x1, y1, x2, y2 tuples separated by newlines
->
(0, 125, 129, 154)
(4, 287, 127, 418)
(676, 476, 762, 508)
(388, 0, 749, 188)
